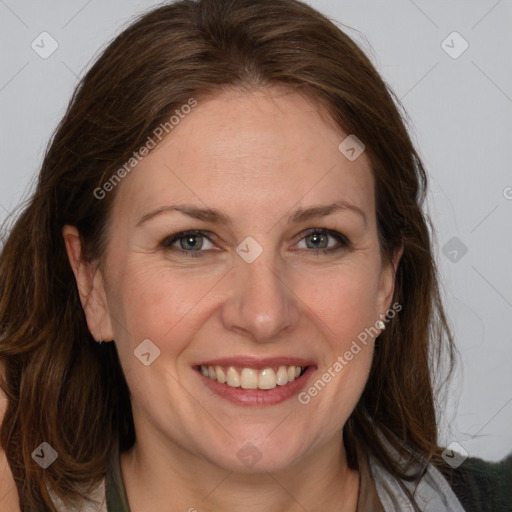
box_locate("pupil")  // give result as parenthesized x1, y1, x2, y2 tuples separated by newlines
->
(182, 235, 202, 250)
(308, 233, 326, 249)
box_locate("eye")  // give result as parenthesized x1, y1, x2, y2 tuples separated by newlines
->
(160, 228, 350, 259)
(160, 230, 215, 257)
(294, 228, 350, 255)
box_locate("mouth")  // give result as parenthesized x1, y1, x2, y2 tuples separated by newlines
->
(193, 357, 315, 406)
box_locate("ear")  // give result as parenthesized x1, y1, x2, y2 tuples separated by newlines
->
(375, 242, 404, 315)
(62, 225, 114, 342)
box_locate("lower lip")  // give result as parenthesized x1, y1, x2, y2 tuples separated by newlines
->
(197, 366, 315, 406)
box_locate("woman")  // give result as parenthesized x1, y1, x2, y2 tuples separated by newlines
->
(0, 0, 510, 510)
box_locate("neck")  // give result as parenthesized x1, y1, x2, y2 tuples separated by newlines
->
(120, 428, 359, 512)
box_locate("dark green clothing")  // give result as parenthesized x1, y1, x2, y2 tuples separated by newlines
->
(438, 453, 512, 512)
(105, 445, 130, 511)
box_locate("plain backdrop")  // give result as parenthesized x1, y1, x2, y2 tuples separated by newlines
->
(1, 0, 511, 462)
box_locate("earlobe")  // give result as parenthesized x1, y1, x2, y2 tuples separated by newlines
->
(62, 225, 114, 342)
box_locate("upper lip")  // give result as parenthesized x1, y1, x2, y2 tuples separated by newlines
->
(194, 356, 315, 369)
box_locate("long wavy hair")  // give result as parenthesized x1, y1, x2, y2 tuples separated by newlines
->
(0, 0, 455, 509)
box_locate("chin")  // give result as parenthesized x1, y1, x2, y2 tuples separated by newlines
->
(196, 436, 308, 474)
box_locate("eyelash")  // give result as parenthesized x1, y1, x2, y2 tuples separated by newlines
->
(159, 228, 351, 258)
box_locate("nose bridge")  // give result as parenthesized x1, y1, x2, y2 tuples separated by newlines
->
(221, 246, 299, 342)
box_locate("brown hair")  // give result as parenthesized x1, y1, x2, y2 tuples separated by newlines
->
(0, 0, 455, 509)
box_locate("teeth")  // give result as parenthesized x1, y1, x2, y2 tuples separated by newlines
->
(200, 365, 305, 390)
(216, 365, 226, 384)
(227, 367, 240, 387)
(258, 368, 276, 390)
(276, 366, 288, 385)
(240, 368, 258, 389)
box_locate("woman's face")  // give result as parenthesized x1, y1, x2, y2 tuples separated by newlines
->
(68, 87, 400, 472)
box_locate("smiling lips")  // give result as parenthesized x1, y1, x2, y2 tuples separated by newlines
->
(200, 364, 307, 390)
(195, 357, 315, 406)
(196, 357, 314, 391)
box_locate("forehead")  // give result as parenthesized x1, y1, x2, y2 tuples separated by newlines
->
(111, 87, 375, 226)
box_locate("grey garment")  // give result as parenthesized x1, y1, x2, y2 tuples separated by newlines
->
(367, 431, 467, 512)
(48, 479, 107, 512)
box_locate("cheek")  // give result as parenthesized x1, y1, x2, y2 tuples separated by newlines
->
(298, 262, 381, 339)
(108, 260, 224, 352)
(299, 269, 378, 422)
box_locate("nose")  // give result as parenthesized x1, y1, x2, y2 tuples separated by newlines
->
(220, 249, 301, 343)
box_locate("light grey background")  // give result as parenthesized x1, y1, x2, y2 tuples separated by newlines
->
(1, 0, 511, 462)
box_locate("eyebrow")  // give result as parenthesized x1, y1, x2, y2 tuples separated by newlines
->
(288, 201, 367, 227)
(136, 200, 367, 228)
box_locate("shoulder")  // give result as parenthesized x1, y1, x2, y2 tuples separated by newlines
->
(437, 453, 512, 512)
(0, 382, 21, 512)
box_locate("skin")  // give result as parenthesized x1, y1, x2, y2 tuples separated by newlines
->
(63, 86, 402, 512)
